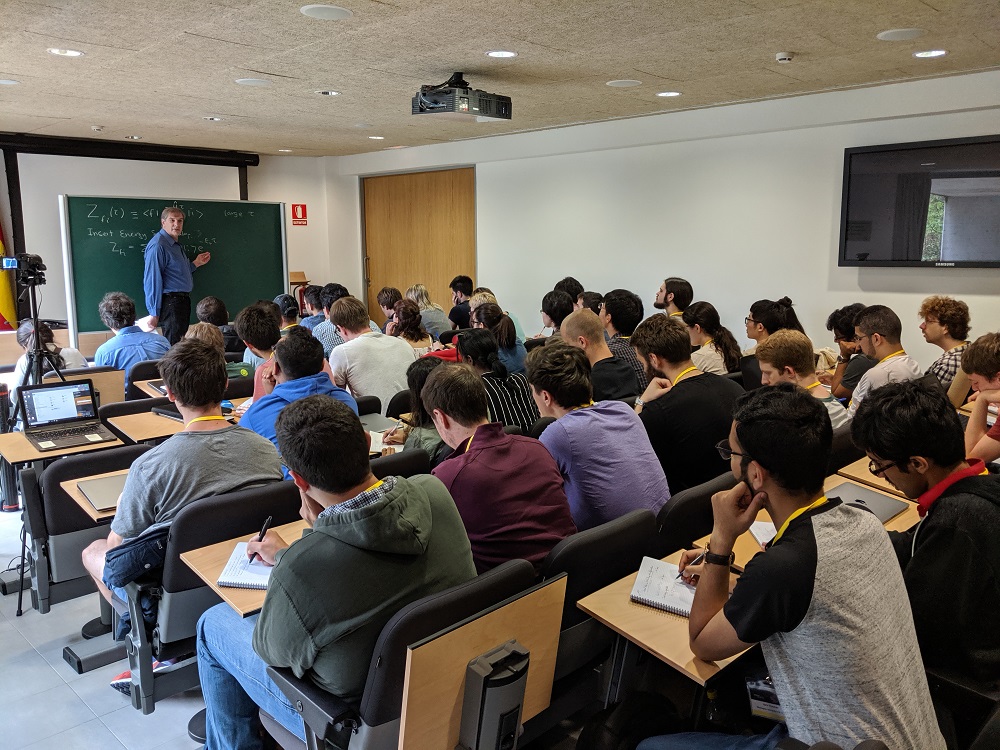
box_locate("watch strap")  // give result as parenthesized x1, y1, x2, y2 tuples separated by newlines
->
(704, 544, 735, 567)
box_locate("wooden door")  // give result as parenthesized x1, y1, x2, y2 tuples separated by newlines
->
(362, 168, 476, 324)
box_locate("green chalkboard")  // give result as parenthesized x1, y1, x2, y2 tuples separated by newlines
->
(61, 196, 286, 334)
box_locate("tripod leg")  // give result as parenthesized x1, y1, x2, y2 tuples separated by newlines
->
(16, 523, 27, 616)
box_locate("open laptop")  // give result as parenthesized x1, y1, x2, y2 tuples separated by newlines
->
(17, 379, 117, 452)
(831, 482, 909, 524)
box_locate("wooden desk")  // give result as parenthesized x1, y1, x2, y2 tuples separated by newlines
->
(0, 431, 125, 465)
(134, 379, 166, 399)
(107, 398, 248, 443)
(45, 369, 127, 406)
(577, 552, 743, 687)
(837, 456, 907, 498)
(180, 519, 309, 617)
(60, 469, 129, 523)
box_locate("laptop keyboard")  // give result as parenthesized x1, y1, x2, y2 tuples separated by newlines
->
(38, 424, 103, 440)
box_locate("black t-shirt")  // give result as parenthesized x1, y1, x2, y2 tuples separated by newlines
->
(638, 372, 744, 492)
(591, 356, 640, 401)
(220, 324, 244, 354)
(842, 354, 876, 391)
(449, 300, 471, 329)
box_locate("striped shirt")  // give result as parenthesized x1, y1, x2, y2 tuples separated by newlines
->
(481, 372, 540, 433)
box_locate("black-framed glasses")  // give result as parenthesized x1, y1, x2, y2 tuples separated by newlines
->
(868, 459, 897, 477)
(853, 333, 871, 343)
(744, 316, 755, 325)
(716, 439, 751, 462)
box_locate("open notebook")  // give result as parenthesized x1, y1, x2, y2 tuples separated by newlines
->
(630, 556, 697, 617)
(217, 542, 273, 590)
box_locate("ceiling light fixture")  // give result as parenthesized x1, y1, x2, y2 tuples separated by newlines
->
(486, 50, 517, 58)
(913, 49, 947, 58)
(314, 89, 341, 96)
(876, 28, 926, 42)
(235, 77, 272, 86)
(656, 91, 681, 97)
(606, 79, 641, 88)
(203, 116, 223, 121)
(124, 135, 142, 140)
(47, 48, 84, 57)
(368, 136, 384, 140)
(0, 79, 19, 85)
(300, 5, 353, 20)
(278, 149, 293, 152)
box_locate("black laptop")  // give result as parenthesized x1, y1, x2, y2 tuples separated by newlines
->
(18, 379, 117, 452)
(832, 482, 909, 524)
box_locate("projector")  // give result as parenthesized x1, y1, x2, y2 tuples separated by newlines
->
(411, 72, 512, 121)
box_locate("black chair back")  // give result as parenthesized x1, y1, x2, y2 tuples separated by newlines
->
(224, 352, 243, 363)
(438, 328, 472, 346)
(125, 360, 163, 399)
(529, 417, 556, 439)
(356, 395, 381, 416)
(724, 371, 745, 389)
(654, 472, 738, 558)
(384, 389, 411, 420)
(503, 424, 523, 436)
(739, 355, 763, 391)
(224, 376, 254, 400)
(827, 422, 863, 475)
(524, 337, 546, 352)
(617, 394, 638, 407)
(43, 366, 116, 377)
(370, 449, 430, 479)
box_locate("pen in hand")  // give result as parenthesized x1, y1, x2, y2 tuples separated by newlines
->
(248, 515, 273, 564)
(677, 551, 706, 579)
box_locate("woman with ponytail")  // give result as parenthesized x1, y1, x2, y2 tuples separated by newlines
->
(456, 328, 539, 433)
(471, 303, 527, 374)
(682, 302, 742, 375)
(14, 320, 87, 387)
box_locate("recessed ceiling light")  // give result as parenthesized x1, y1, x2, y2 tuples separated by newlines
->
(47, 48, 84, 57)
(314, 89, 341, 96)
(300, 4, 353, 20)
(235, 77, 272, 86)
(920, 162, 936, 166)
(876, 28, 926, 42)
(606, 79, 642, 88)
(203, 116, 223, 121)
(353, 123, 372, 129)
(0, 79, 19, 85)
(278, 149, 293, 152)
(913, 49, 947, 58)
(486, 50, 517, 58)
(124, 135, 142, 140)
(368, 136, 384, 140)
(656, 91, 682, 97)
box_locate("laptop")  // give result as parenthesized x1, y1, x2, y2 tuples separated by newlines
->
(18, 380, 118, 452)
(78, 473, 128, 512)
(831, 482, 909, 524)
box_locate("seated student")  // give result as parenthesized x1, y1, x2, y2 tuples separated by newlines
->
(234, 303, 281, 400)
(961, 332, 1000, 464)
(743, 296, 804, 355)
(577, 290, 603, 315)
(383, 357, 450, 467)
(639, 384, 945, 750)
(387, 299, 434, 355)
(756, 329, 850, 428)
(600, 289, 647, 393)
(473, 287, 528, 342)
(405, 283, 450, 340)
(847, 304, 922, 418)
(526, 344, 671, 530)
(448, 274, 474, 329)
(184, 323, 252, 378)
(682, 301, 741, 376)
(196, 295, 244, 354)
(554, 276, 584, 307)
(630, 315, 744, 492)
(329, 296, 416, 414)
(196, 396, 476, 749)
(653, 277, 692, 317)
(456, 329, 540, 433)
(823, 302, 875, 400)
(13, 320, 87, 387)
(298, 285, 325, 331)
(376, 286, 402, 333)
(471, 303, 527, 375)
(94, 291, 170, 387)
(273, 294, 299, 335)
(561, 309, 639, 400)
(312, 283, 382, 358)
(424, 364, 576, 573)
(919, 294, 971, 390)
(241, 327, 358, 477)
(540, 289, 575, 343)
(851, 381, 1000, 702)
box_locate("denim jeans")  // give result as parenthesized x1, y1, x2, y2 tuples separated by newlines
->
(197, 603, 306, 750)
(636, 723, 788, 750)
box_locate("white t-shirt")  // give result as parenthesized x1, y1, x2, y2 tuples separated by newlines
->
(847, 353, 922, 417)
(692, 344, 727, 375)
(328, 332, 417, 415)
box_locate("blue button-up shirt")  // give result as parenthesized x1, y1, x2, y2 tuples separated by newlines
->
(93, 325, 171, 387)
(143, 229, 195, 316)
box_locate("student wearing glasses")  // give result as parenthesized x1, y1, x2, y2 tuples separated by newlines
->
(918, 295, 971, 391)
(847, 305, 922, 418)
(822, 303, 875, 400)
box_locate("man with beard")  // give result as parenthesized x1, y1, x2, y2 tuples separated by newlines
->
(653, 277, 692, 317)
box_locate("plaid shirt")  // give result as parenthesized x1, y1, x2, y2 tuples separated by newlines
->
(607, 333, 648, 393)
(319, 476, 397, 517)
(927, 342, 968, 390)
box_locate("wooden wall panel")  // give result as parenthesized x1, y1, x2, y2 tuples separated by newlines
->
(362, 168, 476, 324)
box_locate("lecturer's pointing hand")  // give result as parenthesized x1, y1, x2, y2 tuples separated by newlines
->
(193, 252, 211, 267)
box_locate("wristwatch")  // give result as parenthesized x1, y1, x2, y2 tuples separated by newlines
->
(634, 397, 645, 409)
(704, 543, 735, 567)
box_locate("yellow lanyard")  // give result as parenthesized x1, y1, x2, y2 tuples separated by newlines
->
(702, 338, 714, 347)
(672, 366, 698, 385)
(773, 496, 828, 544)
(571, 400, 595, 411)
(805, 381, 822, 390)
(669, 311, 683, 317)
(280, 324, 295, 331)
(364, 479, 385, 493)
(464, 434, 475, 453)
(184, 415, 229, 430)
(878, 349, 905, 364)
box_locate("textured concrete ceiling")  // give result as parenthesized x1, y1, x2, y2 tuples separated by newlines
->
(1, 0, 998, 157)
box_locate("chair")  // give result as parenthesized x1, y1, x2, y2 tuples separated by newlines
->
(524, 337, 546, 352)
(503, 424, 523, 435)
(384, 390, 411, 421)
(438, 328, 472, 346)
(724, 370, 745, 389)
(522, 510, 658, 743)
(224, 352, 243, 363)
(224, 376, 254, 400)
(125, 359, 163, 400)
(258, 558, 537, 750)
(617, 394, 638, 407)
(947, 369, 973, 408)
(926, 666, 1000, 750)
(652, 472, 738, 558)
(120, 480, 301, 713)
(529, 416, 556, 439)
(740, 355, 763, 390)
(355, 395, 381, 416)
(370, 449, 430, 479)
(827, 422, 863, 475)
(99, 397, 171, 443)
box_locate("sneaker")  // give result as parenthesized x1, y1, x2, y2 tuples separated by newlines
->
(109, 661, 172, 696)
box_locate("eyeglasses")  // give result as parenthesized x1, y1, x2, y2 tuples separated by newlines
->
(716, 439, 751, 462)
(852, 333, 871, 343)
(744, 316, 755, 325)
(868, 459, 897, 477)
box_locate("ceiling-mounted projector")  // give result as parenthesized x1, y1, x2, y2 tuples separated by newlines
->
(411, 72, 512, 121)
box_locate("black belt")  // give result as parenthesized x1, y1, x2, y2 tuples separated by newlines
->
(162, 292, 190, 298)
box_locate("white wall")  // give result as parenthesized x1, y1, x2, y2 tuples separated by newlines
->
(322, 165, 364, 296)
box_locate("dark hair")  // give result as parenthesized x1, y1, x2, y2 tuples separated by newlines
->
(234, 303, 281, 351)
(919, 295, 971, 341)
(195, 295, 228, 327)
(16, 320, 65, 374)
(853, 305, 902, 344)
(392, 299, 427, 342)
(456, 328, 508, 379)
(682, 301, 741, 373)
(157, 339, 226, 407)
(406, 357, 445, 428)
(734, 382, 832, 496)
(303, 285, 323, 310)
(579, 291, 603, 315)
(826, 303, 866, 341)
(421, 364, 489, 427)
(749, 297, 804, 335)
(329, 297, 370, 332)
(273, 294, 299, 323)
(631, 314, 693, 365)
(259, 300, 282, 327)
(275, 396, 370, 493)
(554, 277, 584, 301)
(99, 291, 137, 330)
(377, 286, 402, 310)
(320, 283, 351, 311)
(541, 290, 575, 329)
(602, 289, 644, 335)
(663, 278, 693, 312)
(273, 326, 325, 380)
(851, 380, 965, 472)
(449, 275, 474, 297)
(525, 343, 592, 408)
(962, 332, 1000, 378)
(471, 303, 517, 349)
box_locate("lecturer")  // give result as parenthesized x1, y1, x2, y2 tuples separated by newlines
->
(142, 207, 211, 344)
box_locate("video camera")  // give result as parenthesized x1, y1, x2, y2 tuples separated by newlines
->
(2, 254, 46, 285)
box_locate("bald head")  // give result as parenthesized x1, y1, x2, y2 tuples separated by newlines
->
(562, 308, 606, 350)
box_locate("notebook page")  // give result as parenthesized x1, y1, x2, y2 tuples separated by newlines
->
(630, 557, 696, 615)
(217, 542, 273, 589)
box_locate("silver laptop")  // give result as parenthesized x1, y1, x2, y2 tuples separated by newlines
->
(78, 473, 128, 512)
(18, 379, 117, 452)
(833, 482, 909, 524)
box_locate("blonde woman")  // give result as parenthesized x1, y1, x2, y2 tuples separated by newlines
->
(404, 283, 450, 340)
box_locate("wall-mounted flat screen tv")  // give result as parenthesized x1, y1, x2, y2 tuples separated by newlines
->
(839, 135, 1000, 268)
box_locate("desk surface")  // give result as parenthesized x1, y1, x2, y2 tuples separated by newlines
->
(360, 412, 397, 432)
(836, 456, 907, 498)
(107, 398, 247, 443)
(576, 551, 742, 687)
(60, 469, 129, 523)
(180, 519, 309, 617)
(0, 431, 125, 465)
(134, 379, 166, 399)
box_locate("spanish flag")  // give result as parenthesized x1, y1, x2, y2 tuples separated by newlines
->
(0, 219, 16, 331)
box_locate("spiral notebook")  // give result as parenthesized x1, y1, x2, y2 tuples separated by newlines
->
(217, 542, 273, 590)
(629, 556, 697, 617)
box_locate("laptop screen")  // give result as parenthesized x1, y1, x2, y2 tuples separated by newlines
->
(20, 381, 98, 429)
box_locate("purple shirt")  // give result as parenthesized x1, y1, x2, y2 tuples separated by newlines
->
(539, 400, 671, 530)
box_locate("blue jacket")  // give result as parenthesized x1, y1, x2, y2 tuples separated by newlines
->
(240, 372, 358, 478)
